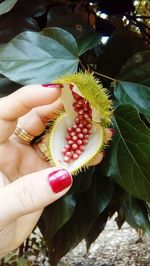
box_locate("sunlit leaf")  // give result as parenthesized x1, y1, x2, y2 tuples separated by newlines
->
(0, 28, 79, 84)
(0, 0, 18, 15)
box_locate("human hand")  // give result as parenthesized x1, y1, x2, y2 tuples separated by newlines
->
(0, 84, 73, 258)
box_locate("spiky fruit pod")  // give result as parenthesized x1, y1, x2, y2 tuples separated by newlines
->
(45, 72, 112, 175)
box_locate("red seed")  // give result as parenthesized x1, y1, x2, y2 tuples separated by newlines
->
(77, 139, 83, 145)
(64, 156, 71, 162)
(73, 94, 80, 100)
(76, 104, 81, 108)
(79, 145, 85, 151)
(82, 120, 88, 126)
(73, 102, 77, 108)
(76, 127, 81, 133)
(68, 140, 74, 145)
(72, 153, 79, 160)
(67, 127, 73, 133)
(65, 135, 71, 140)
(75, 149, 82, 155)
(85, 134, 89, 139)
(72, 135, 78, 141)
(79, 110, 84, 115)
(75, 117, 80, 124)
(62, 148, 67, 154)
(82, 139, 88, 144)
(74, 106, 80, 112)
(84, 113, 90, 119)
(78, 133, 84, 139)
(82, 128, 88, 134)
(72, 143, 78, 150)
(78, 99, 84, 105)
(86, 123, 92, 129)
(73, 124, 77, 129)
(78, 114, 84, 120)
(70, 131, 76, 137)
(65, 151, 72, 157)
(78, 124, 84, 128)
(64, 144, 70, 150)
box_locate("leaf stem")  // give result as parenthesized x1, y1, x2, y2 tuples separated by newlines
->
(93, 71, 118, 82)
(79, 60, 118, 82)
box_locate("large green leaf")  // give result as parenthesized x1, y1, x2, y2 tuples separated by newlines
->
(119, 198, 140, 231)
(38, 194, 76, 242)
(106, 105, 150, 201)
(114, 81, 150, 120)
(47, 175, 113, 265)
(0, 0, 18, 15)
(0, 28, 79, 85)
(119, 50, 150, 86)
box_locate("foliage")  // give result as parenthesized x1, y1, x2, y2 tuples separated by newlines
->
(0, 0, 150, 265)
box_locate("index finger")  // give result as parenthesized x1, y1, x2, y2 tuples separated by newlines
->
(0, 84, 62, 143)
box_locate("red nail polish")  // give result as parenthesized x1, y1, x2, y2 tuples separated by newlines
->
(48, 169, 72, 193)
(42, 84, 63, 88)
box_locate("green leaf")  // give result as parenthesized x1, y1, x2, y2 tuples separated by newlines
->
(47, 176, 113, 265)
(38, 194, 76, 242)
(0, 0, 18, 15)
(129, 196, 150, 237)
(85, 209, 108, 251)
(120, 198, 139, 231)
(77, 32, 100, 56)
(106, 105, 150, 201)
(70, 167, 95, 194)
(0, 28, 79, 85)
(119, 50, 150, 86)
(114, 81, 150, 120)
(41, 27, 78, 57)
(0, 76, 20, 97)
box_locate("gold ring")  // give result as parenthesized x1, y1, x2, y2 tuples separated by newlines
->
(37, 141, 49, 160)
(14, 125, 34, 143)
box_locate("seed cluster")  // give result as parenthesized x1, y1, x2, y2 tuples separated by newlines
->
(62, 85, 92, 163)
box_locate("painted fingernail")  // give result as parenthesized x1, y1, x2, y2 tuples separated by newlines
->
(48, 169, 72, 193)
(42, 83, 64, 88)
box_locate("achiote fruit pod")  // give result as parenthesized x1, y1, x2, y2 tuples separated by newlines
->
(45, 72, 112, 174)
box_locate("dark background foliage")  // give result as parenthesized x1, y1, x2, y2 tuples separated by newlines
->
(0, 0, 150, 265)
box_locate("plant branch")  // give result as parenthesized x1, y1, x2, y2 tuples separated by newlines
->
(93, 71, 118, 82)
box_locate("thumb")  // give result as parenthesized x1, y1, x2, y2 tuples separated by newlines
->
(0, 168, 72, 224)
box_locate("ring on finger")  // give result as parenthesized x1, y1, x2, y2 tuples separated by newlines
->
(14, 125, 34, 143)
(36, 140, 49, 161)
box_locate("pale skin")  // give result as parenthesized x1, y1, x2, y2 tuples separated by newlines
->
(0, 84, 112, 258)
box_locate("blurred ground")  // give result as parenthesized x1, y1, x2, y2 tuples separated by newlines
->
(60, 215, 150, 266)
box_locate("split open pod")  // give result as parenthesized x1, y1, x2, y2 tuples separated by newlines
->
(44, 72, 112, 174)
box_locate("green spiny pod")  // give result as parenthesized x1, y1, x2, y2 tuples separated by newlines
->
(44, 72, 112, 174)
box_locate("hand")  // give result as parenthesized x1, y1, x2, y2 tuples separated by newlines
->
(0, 84, 73, 258)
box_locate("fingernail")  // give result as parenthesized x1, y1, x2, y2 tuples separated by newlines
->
(48, 169, 72, 193)
(42, 84, 64, 88)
